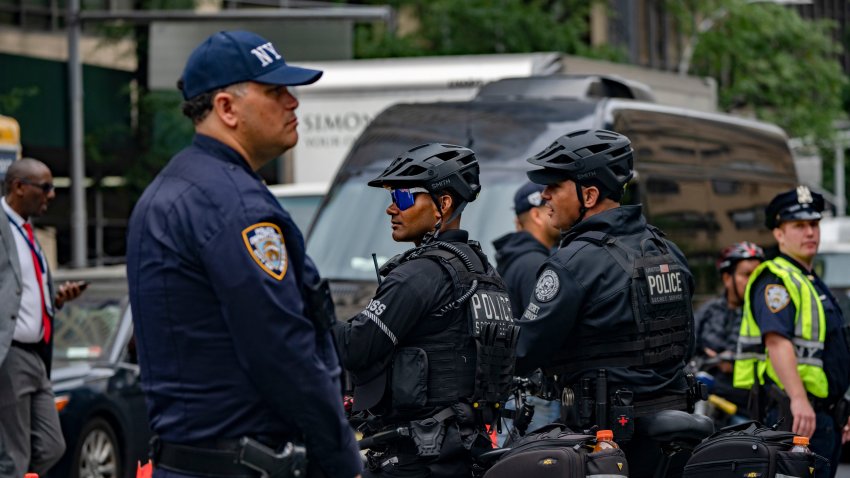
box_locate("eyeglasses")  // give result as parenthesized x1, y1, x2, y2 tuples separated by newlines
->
(390, 187, 429, 211)
(18, 179, 54, 194)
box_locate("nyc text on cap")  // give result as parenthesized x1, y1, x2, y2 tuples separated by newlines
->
(180, 30, 323, 100)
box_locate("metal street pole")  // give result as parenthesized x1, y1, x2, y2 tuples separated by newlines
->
(836, 133, 847, 217)
(68, 0, 87, 268)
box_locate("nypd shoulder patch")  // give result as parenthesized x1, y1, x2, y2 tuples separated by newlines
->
(765, 284, 790, 313)
(242, 222, 288, 280)
(534, 269, 560, 303)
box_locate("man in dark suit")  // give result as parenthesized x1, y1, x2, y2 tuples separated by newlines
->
(0, 158, 85, 477)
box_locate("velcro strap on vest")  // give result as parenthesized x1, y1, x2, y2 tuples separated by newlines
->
(571, 330, 691, 358)
(549, 344, 687, 376)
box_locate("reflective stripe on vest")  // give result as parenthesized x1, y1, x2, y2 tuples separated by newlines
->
(733, 257, 828, 398)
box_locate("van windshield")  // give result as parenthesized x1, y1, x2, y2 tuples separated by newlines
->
(308, 177, 523, 281)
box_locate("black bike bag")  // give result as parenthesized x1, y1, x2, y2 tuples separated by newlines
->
(483, 424, 628, 478)
(683, 421, 829, 478)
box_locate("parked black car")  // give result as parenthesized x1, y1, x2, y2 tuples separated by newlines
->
(47, 266, 150, 478)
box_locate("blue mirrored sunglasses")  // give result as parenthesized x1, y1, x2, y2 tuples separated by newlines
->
(390, 187, 429, 211)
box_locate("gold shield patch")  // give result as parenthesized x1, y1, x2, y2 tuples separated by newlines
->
(765, 284, 790, 313)
(242, 222, 288, 280)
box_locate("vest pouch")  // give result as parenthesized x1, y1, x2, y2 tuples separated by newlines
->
(774, 451, 817, 478)
(391, 347, 428, 409)
(409, 417, 446, 457)
(586, 449, 629, 478)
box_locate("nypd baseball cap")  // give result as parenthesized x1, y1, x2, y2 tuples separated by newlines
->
(514, 181, 545, 215)
(765, 185, 825, 229)
(179, 30, 323, 100)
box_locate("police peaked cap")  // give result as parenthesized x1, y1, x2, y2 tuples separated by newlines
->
(765, 186, 825, 229)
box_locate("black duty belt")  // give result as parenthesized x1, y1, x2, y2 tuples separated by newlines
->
(153, 440, 258, 478)
(11, 340, 41, 353)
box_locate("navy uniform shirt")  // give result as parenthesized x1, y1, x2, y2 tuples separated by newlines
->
(126, 134, 361, 477)
(749, 253, 850, 403)
(516, 205, 695, 395)
(493, 230, 552, 317)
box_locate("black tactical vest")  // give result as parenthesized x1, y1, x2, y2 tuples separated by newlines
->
(547, 229, 692, 377)
(383, 240, 519, 411)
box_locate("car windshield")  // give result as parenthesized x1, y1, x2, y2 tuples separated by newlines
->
(814, 252, 850, 288)
(276, 194, 323, 233)
(308, 175, 524, 281)
(52, 294, 124, 365)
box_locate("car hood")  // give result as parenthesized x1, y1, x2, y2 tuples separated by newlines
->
(51, 362, 115, 391)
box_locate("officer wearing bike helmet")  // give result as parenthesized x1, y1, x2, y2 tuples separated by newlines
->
(693, 242, 765, 416)
(334, 143, 518, 478)
(515, 129, 696, 478)
(734, 186, 850, 477)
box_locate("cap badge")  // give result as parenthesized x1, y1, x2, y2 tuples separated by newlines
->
(249, 42, 282, 67)
(527, 191, 543, 207)
(796, 185, 813, 205)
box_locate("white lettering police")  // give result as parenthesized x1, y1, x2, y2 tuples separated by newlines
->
(470, 291, 513, 335)
(249, 42, 282, 67)
(646, 264, 683, 304)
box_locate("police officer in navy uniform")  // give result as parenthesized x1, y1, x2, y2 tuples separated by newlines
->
(493, 181, 560, 316)
(127, 31, 361, 478)
(733, 187, 850, 477)
(515, 130, 696, 478)
(334, 144, 517, 478)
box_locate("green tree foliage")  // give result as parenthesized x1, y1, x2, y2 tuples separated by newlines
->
(0, 86, 39, 115)
(94, 0, 195, 199)
(352, 0, 624, 61)
(682, 0, 846, 142)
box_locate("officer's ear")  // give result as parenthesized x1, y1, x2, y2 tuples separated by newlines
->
(772, 224, 785, 246)
(582, 185, 601, 208)
(211, 90, 240, 128)
(439, 193, 454, 216)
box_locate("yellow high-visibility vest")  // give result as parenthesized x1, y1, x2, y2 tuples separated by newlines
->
(733, 257, 828, 398)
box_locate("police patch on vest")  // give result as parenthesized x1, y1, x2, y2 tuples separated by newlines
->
(644, 263, 685, 304)
(765, 284, 790, 313)
(469, 289, 514, 337)
(241, 222, 288, 280)
(534, 269, 560, 303)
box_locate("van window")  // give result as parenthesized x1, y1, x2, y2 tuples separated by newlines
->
(613, 108, 796, 295)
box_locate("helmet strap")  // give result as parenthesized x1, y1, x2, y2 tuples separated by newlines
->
(424, 192, 468, 243)
(572, 181, 588, 227)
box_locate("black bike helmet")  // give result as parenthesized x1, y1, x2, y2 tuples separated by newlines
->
(717, 241, 765, 274)
(526, 129, 634, 198)
(368, 143, 481, 203)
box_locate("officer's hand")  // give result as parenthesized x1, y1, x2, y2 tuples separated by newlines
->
(790, 396, 816, 438)
(842, 416, 850, 444)
(704, 347, 717, 358)
(55, 281, 87, 309)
